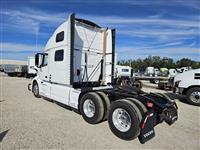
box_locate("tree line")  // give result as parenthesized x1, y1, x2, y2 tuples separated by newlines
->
(117, 56, 200, 71)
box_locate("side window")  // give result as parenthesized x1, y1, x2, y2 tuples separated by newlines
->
(56, 31, 64, 42)
(42, 54, 48, 66)
(55, 50, 64, 61)
(122, 69, 129, 72)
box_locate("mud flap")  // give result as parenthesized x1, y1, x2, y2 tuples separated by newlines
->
(138, 110, 156, 144)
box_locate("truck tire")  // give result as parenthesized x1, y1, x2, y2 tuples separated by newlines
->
(25, 73, 29, 78)
(126, 98, 147, 116)
(154, 79, 160, 84)
(108, 99, 141, 140)
(7, 73, 14, 77)
(158, 82, 164, 89)
(96, 92, 110, 121)
(150, 79, 154, 84)
(133, 80, 142, 89)
(186, 87, 200, 106)
(32, 81, 40, 98)
(80, 92, 104, 124)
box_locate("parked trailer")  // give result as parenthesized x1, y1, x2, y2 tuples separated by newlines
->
(4, 64, 28, 77)
(28, 13, 178, 144)
(134, 75, 169, 84)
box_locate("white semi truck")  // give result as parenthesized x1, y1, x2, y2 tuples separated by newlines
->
(115, 65, 132, 78)
(114, 65, 142, 88)
(28, 13, 178, 144)
(173, 69, 200, 106)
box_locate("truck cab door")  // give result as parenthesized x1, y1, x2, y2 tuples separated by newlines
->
(38, 54, 51, 97)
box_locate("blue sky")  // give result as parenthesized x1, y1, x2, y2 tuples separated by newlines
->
(1, 0, 200, 61)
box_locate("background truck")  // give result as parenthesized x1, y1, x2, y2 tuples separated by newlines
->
(173, 68, 200, 106)
(4, 64, 28, 77)
(115, 65, 131, 78)
(144, 67, 154, 76)
(114, 65, 142, 88)
(28, 13, 178, 144)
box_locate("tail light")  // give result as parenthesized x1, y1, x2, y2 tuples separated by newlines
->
(147, 101, 154, 108)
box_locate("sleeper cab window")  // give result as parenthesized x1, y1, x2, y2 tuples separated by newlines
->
(56, 31, 64, 42)
(55, 50, 64, 61)
(122, 69, 129, 72)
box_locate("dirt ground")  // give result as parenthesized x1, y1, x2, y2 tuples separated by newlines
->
(0, 73, 200, 149)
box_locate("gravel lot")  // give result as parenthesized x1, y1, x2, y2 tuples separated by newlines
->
(0, 73, 200, 149)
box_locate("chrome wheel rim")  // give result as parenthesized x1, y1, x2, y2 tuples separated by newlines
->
(190, 91, 200, 103)
(112, 108, 131, 132)
(155, 80, 159, 84)
(83, 99, 95, 118)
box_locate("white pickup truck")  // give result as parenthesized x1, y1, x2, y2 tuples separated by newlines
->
(173, 69, 200, 106)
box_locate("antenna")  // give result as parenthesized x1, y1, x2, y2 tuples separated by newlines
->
(35, 29, 38, 51)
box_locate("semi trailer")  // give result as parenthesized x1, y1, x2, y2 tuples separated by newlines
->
(4, 64, 28, 77)
(28, 13, 178, 144)
(2, 57, 36, 78)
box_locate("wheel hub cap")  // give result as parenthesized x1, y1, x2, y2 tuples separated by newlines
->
(112, 108, 131, 132)
(83, 99, 95, 118)
(33, 84, 38, 94)
(190, 91, 200, 103)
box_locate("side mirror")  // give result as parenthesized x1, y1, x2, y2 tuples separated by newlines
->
(35, 53, 43, 68)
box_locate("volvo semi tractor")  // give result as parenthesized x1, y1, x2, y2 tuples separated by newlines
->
(28, 13, 178, 144)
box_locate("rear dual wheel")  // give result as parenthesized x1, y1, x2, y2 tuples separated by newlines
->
(80, 92, 104, 124)
(80, 92, 110, 124)
(80, 92, 146, 141)
(108, 99, 145, 140)
(96, 92, 110, 120)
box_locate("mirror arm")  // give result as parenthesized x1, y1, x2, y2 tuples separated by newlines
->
(30, 66, 38, 72)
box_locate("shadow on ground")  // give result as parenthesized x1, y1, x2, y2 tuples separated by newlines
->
(0, 129, 9, 142)
(0, 99, 5, 102)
